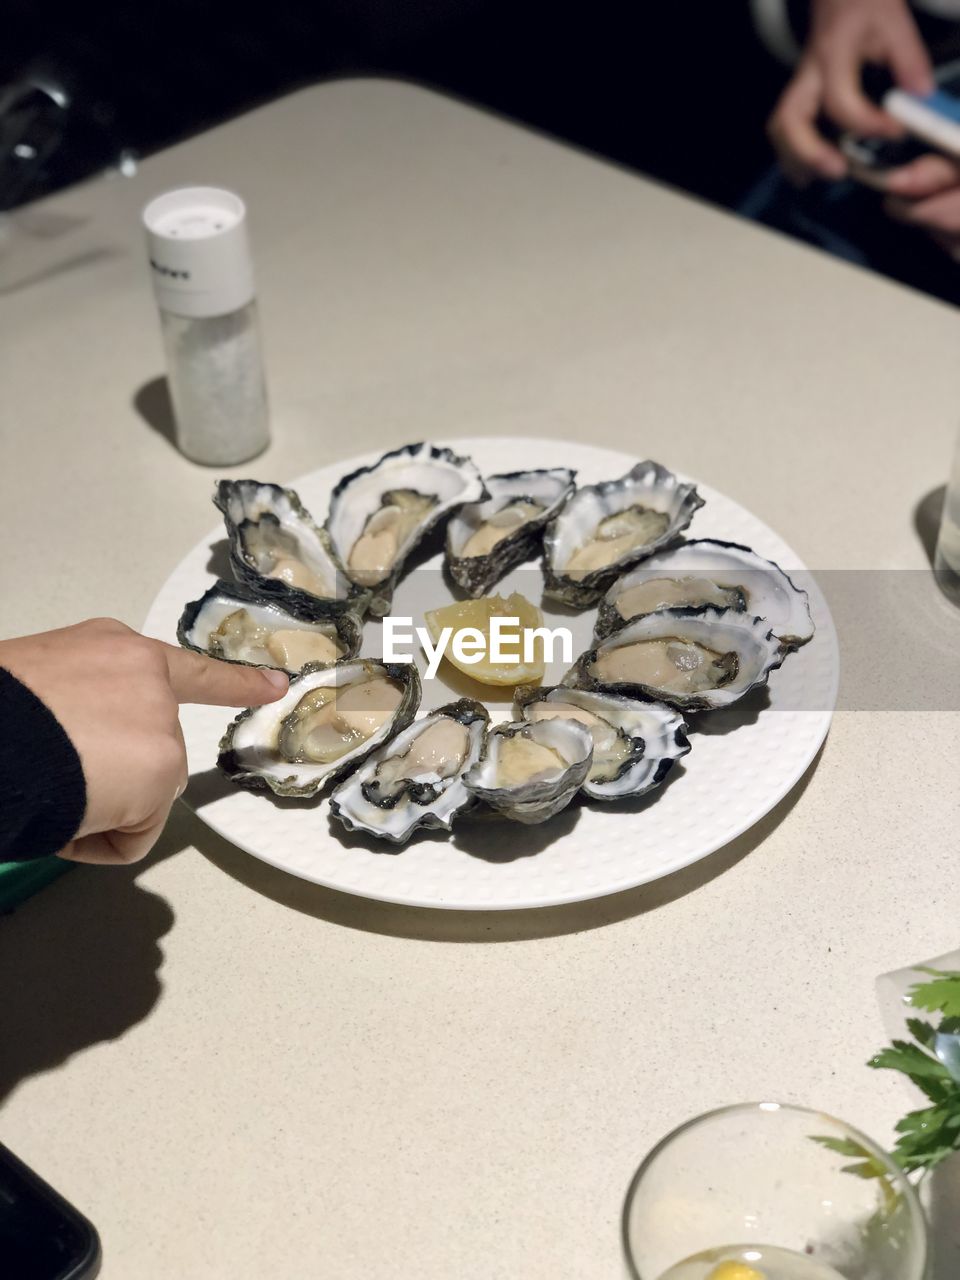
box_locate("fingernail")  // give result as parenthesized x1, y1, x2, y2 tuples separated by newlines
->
(262, 668, 289, 693)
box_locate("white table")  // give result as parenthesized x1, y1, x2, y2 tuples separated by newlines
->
(1, 80, 958, 1279)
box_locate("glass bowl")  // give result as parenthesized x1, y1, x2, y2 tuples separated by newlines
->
(622, 1102, 927, 1280)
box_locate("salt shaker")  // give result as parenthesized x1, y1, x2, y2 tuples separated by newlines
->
(142, 186, 269, 466)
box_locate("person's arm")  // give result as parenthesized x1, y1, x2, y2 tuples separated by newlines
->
(0, 619, 287, 866)
(767, 0, 934, 184)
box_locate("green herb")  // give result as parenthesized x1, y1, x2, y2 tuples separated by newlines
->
(905, 968, 960, 1020)
(809, 1134, 900, 1210)
(867, 968, 960, 1175)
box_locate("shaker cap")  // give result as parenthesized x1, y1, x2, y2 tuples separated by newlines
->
(143, 186, 255, 317)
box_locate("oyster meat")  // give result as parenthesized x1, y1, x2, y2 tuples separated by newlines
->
(565, 605, 784, 711)
(329, 700, 489, 843)
(215, 479, 363, 615)
(326, 442, 486, 616)
(445, 468, 576, 596)
(543, 461, 703, 608)
(515, 685, 689, 801)
(595, 539, 814, 649)
(463, 718, 593, 824)
(178, 581, 362, 673)
(218, 659, 420, 797)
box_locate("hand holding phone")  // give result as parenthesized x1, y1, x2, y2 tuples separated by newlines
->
(837, 59, 960, 252)
(838, 59, 960, 189)
(766, 0, 933, 184)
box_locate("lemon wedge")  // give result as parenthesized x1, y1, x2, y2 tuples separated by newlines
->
(423, 592, 545, 686)
(707, 1262, 766, 1280)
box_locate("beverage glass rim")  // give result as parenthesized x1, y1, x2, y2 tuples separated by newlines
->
(620, 1100, 928, 1280)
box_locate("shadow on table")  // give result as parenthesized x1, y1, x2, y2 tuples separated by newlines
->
(915, 484, 946, 567)
(186, 743, 824, 944)
(133, 375, 177, 449)
(0, 814, 184, 1107)
(0, 740, 824, 1100)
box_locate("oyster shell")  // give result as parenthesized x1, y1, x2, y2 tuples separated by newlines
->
(462, 718, 593, 824)
(515, 685, 689, 801)
(445, 468, 576, 597)
(564, 605, 784, 711)
(218, 659, 420, 797)
(178, 580, 362, 673)
(543, 461, 703, 608)
(594, 539, 814, 650)
(329, 700, 489, 843)
(215, 479, 364, 616)
(326, 442, 487, 616)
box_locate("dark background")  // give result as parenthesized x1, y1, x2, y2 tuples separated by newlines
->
(5, 1, 960, 303)
(0, 1, 791, 213)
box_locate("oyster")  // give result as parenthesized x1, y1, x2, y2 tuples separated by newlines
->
(543, 461, 703, 608)
(178, 580, 362, 673)
(445, 468, 576, 596)
(462, 718, 593, 824)
(326, 442, 487, 616)
(515, 686, 689, 801)
(215, 479, 364, 616)
(564, 605, 784, 711)
(218, 659, 420, 797)
(329, 700, 489, 843)
(594, 539, 814, 650)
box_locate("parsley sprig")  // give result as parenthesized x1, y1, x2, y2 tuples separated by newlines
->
(868, 967, 960, 1175)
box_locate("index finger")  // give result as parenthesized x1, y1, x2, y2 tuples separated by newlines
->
(768, 62, 847, 182)
(158, 641, 289, 705)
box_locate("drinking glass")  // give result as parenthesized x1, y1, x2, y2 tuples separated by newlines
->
(934, 430, 960, 607)
(622, 1102, 927, 1280)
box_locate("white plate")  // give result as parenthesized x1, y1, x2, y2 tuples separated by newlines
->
(144, 438, 839, 911)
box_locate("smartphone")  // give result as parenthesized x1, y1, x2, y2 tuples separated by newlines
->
(0, 1144, 100, 1279)
(885, 56, 960, 156)
(838, 131, 931, 187)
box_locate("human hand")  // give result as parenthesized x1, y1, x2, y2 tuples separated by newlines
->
(0, 618, 288, 865)
(884, 152, 960, 254)
(768, 0, 933, 185)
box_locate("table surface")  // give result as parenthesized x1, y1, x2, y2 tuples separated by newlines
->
(1, 79, 959, 1279)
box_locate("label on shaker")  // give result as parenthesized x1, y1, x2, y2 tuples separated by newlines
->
(143, 187, 256, 318)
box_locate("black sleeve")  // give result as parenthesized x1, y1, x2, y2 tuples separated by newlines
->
(0, 669, 87, 862)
